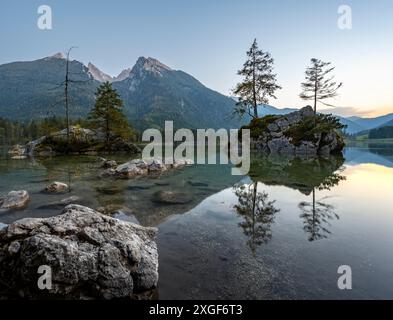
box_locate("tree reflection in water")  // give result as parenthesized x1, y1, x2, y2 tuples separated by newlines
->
(243, 154, 347, 244)
(299, 170, 346, 242)
(233, 182, 279, 254)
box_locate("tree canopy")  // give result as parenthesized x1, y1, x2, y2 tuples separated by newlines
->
(233, 39, 281, 119)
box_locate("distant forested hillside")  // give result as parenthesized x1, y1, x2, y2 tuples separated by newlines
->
(369, 126, 393, 139)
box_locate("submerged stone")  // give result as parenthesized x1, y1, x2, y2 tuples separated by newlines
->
(151, 191, 193, 205)
(0, 190, 30, 210)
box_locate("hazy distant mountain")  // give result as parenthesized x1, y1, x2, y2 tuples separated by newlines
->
(348, 113, 393, 131)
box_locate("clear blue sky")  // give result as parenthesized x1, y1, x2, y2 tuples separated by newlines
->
(0, 0, 392, 116)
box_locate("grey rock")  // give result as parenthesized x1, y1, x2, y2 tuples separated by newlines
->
(295, 141, 318, 156)
(270, 131, 283, 138)
(267, 123, 279, 132)
(0, 204, 158, 299)
(275, 119, 290, 130)
(102, 160, 118, 169)
(130, 159, 149, 170)
(0, 191, 30, 210)
(99, 168, 116, 178)
(8, 144, 26, 156)
(267, 137, 295, 154)
(45, 182, 69, 193)
(152, 191, 193, 205)
(148, 159, 167, 172)
(116, 162, 147, 177)
(11, 155, 27, 160)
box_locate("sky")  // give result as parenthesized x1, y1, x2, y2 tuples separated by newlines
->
(0, 0, 392, 117)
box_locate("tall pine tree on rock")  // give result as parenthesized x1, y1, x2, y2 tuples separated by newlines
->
(300, 58, 343, 117)
(233, 39, 281, 119)
(89, 82, 132, 150)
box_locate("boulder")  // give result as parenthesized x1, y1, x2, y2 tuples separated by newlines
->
(152, 191, 193, 205)
(267, 137, 295, 154)
(45, 182, 69, 193)
(8, 145, 26, 156)
(115, 162, 147, 178)
(148, 159, 167, 172)
(101, 160, 118, 169)
(99, 168, 116, 178)
(11, 155, 27, 160)
(0, 191, 30, 210)
(130, 159, 149, 170)
(0, 204, 158, 299)
(170, 159, 194, 168)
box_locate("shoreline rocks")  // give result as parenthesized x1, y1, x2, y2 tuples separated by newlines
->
(0, 204, 158, 300)
(0, 191, 30, 210)
(102, 158, 194, 179)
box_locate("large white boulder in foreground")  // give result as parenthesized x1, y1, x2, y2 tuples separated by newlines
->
(0, 204, 158, 299)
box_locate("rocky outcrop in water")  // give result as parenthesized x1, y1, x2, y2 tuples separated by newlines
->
(0, 191, 30, 210)
(102, 158, 194, 179)
(0, 204, 158, 299)
(245, 106, 345, 156)
(23, 126, 141, 156)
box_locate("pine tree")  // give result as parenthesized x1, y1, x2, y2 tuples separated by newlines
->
(88, 82, 132, 150)
(300, 58, 343, 117)
(233, 39, 281, 119)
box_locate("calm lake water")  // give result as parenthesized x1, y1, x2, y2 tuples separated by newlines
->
(1, 145, 393, 299)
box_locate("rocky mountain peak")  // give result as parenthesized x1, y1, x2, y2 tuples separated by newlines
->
(87, 62, 113, 82)
(113, 68, 132, 82)
(132, 57, 172, 76)
(48, 52, 66, 60)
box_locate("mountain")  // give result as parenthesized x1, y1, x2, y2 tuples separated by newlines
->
(0, 53, 391, 133)
(112, 57, 241, 130)
(88, 63, 131, 83)
(349, 113, 393, 131)
(87, 63, 113, 82)
(378, 119, 393, 128)
(0, 54, 240, 130)
(0, 54, 99, 120)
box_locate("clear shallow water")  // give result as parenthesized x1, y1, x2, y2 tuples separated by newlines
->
(1, 146, 393, 299)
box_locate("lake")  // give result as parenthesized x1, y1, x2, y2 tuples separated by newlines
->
(1, 145, 393, 299)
